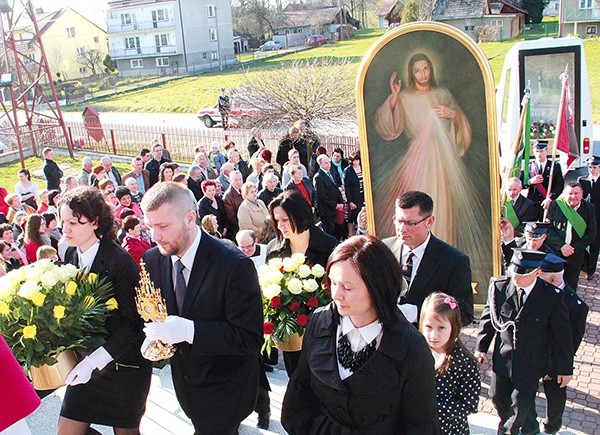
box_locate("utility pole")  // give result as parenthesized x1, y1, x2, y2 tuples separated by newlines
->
(215, 6, 222, 71)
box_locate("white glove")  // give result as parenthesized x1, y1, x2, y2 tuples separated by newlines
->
(65, 346, 113, 386)
(140, 336, 153, 355)
(398, 303, 418, 323)
(143, 316, 194, 345)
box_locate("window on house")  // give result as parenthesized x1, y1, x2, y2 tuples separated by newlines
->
(464, 25, 475, 31)
(211, 51, 219, 60)
(587, 25, 597, 34)
(209, 28, 217, 41)
(491, 19, 503, 27)
(207, 5, 215, 17)
(156, 57, 170, 67)
(130, 59, 144, 69)
(76, 47, 86, 57)
(121, 13, 133, 25)
(66, 27, 75, 38)
(125, 37, 140, 50)
(155, 34, 169, 46)
(152, 9, 170, 22)
(94, 36, 100, 43)
(579, 0, 592, 8)
(79, 67, 87, 74)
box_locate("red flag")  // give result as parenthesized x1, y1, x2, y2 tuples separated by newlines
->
(555, 78, 579, 168)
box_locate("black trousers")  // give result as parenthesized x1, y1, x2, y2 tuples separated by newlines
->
(491, 373, 539, 435)
(283, 350, 301, 377)
(320, 214, 336, 238)
(194, 423, 239, 435)
(542, 377, 567, 433)
(585, 230, 600, 274)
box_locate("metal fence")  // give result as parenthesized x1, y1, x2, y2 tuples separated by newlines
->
(523, 22, 559, 40)
(55, 120, 359, 165)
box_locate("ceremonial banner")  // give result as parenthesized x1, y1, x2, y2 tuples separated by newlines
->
(356, 23, 500, 306)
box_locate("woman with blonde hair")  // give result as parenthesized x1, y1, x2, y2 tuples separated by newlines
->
(237, 182, 269, 234)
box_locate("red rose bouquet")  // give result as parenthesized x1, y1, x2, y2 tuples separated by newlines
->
(259, 254, 329, 354)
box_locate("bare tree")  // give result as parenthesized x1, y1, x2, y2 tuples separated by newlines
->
(76, 48, 103, 76)
(232, 0, 279, 41)
(50, 46, 68, 80)
(234, 58, 356, 129)
(419, 0, 436, 21)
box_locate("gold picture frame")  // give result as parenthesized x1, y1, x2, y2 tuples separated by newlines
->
(356, 22, 500, 306)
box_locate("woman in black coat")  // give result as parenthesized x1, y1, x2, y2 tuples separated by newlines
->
(58, 186, 151, 435)
(267, 190, 338, 377)
(343, 150, 364, 235)
(282, 235, 439, 434)
(197, 179, 228, 236)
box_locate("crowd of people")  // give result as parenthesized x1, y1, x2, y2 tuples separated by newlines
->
(0, 130, 593, 435)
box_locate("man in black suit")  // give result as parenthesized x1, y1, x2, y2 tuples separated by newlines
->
(521, 141, 564, 220)
(546, 181, 597, 291)
(577, 155, 600, 279)
(313, 154, 344, 238)
(144, 143, 170, 187)
(475, 249, 573, 435)
(140, 182, 263, 435)
(383, 191, 473, 326)
(42, 147, 63, 190)
(539, 254, 589, 434)
(277, 126, 309, 169)
(503, 177, 537, 235)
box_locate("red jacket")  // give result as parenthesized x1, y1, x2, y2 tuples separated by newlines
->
(0, 187, 8, 216)
(122, 235, 151, 267)
(0, 335, 41, 430)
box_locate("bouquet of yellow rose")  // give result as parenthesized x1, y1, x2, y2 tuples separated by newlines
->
(259, 253, 329, 355)
(0, 259, 117, 369)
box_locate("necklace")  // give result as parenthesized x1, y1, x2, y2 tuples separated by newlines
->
(337, 333, 377, 373)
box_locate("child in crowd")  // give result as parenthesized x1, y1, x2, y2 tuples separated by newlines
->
(36, 245, 59, 262)
(208, 141, 227, 174)
(121, 215, 151, 267)
(420, 292, 480, 434)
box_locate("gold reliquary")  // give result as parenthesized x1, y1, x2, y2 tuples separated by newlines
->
(136, 260, 176, 361)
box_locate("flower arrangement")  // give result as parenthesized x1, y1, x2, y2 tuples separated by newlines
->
(0, 259, 117, 369)
(259, 254, 329, 354)
(530, 120, 555, 139)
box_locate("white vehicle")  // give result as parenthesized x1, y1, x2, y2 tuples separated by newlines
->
(496, 37, 593, 172)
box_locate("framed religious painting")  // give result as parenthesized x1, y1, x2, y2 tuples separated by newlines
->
(356, 22, 501, 306)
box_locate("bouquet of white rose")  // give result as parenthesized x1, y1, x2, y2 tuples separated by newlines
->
(259, 253, 329, 354)
(0, 259, 117, 370)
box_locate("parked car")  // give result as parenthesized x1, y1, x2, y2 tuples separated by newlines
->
(196, 101, 262, 128)
(259, 40, 283, 51)
(307, 34, 328, 46)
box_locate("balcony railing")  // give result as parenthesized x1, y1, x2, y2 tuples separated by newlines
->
(562, 7, 600, 22)
(107, 18, 175, 34)
(109, 45, 177, 58)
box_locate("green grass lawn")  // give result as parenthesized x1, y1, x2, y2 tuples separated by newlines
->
(61, 28, 600, 123)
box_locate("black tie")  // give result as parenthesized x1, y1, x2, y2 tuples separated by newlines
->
(538, 164, 543, 175)
(402, 251, 414, 286)
(517, 288, 525, 309)
(174, 259, 187, 314)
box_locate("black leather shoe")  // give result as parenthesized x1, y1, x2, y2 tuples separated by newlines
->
(587, 271, 595, 280)
(257, 412, 270, 430)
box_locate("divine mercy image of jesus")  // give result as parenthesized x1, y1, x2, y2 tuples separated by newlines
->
(357, 24, 499, 300)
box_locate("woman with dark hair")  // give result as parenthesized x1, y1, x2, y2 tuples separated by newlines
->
(47, 189, 61, 214)
(343, 150, 364, 236)
(281, 235, 438, 434)
(197, 179, 227, 236)
(267, 190, 338, 376)
(158, 162, 179, 183)
(15, 168, 39, 210)
(57, 186, 151, 435)
(23, 213, 47, 263)
(42, 212, 61, 250)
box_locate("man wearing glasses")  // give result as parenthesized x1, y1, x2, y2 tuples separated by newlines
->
(383, 191, 473, 326)
(577, 155, 600, 279)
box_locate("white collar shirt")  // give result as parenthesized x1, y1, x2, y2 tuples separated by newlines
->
(170, 227, 202, 286)
(336, 316, 382, 380)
